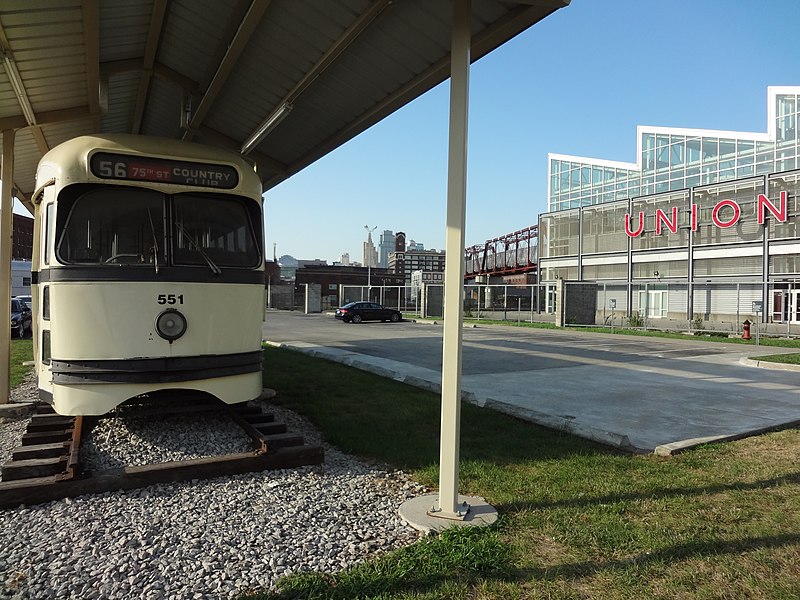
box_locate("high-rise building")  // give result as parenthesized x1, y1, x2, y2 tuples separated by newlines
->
(362, 230, 378, 268)
(378, 230, 395, 268)
(340, 252, 351, 266)
(389, 248, 445, 285)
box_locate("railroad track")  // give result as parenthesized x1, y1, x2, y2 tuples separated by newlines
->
(0, 393, 324, 509)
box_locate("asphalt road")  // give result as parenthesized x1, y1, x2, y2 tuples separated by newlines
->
(263, 311, 800, 454)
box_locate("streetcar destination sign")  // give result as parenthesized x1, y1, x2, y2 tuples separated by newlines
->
(624, 192, 789, 237)
(90, 152, 239, 189)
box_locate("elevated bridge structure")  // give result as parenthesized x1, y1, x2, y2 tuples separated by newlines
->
(464, 225, 537, 280)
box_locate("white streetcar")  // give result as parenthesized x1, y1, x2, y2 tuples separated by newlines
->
(31, 134, 266, 415)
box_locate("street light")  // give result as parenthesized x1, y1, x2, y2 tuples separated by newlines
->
(364, 225, 377, 299)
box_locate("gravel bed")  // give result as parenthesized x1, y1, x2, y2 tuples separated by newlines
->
(0, 379, 427, 599)
(81, 411, 255, 472)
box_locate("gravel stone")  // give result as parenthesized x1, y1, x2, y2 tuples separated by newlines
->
(0, 378, 428, 599)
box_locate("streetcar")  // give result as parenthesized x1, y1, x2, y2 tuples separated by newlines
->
(31, 134, 265, 415)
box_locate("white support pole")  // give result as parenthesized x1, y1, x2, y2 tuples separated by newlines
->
(1, 130, 15, 404)
(437, 0, 470, 518)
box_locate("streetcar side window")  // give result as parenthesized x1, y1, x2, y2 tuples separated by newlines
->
(57, 187, 166, 266)
(43, 203, 53, 265)
(173, 193, 261, 268)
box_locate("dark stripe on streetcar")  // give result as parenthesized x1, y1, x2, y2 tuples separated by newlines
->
(50, 351, 263, 384)
(38, 267, 265, 285)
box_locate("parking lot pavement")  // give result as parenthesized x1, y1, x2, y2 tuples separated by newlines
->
(263, 311, 800, 454)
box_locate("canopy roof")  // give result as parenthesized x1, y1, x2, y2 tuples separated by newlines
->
(1, 0, 568, 207)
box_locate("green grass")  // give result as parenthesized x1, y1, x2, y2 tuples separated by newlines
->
(245, 346, 800, 600)
(752, 353, 800, 365)
(10, 338, 33, 388)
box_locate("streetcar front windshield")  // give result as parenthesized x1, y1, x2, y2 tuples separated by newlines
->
(58, 188, 166, 266)
(173, 193, 260, 268)
(57, 187, 261, 269)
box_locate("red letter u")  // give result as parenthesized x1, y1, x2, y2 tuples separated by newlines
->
(625, 212, 644, 237)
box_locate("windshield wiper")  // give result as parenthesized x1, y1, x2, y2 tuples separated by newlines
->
(175, 222, 221, 275)
(147, 209, 160, 275)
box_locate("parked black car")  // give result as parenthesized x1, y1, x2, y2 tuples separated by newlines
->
(11, 297, 32, 338)
(335, 301, 402, 324)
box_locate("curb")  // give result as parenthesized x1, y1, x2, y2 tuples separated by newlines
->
(739, 356, 800, 371)
(655, 417, 800, 456)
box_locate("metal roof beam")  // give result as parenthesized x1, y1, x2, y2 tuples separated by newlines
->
(184, 0, 273, 140)
(101, 59, 203, 97)
(0, 20, 37, 128)
(196, 125, 287, 186)
(82, 0, 101, 117)
(512, 0, 570, 6)
(0, 106, 97, 132)
(243, 0, 392, 156)
(132, 0, 168, 134)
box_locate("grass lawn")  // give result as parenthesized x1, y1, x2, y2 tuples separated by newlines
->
(247, 345, 800, 600)
(752, 353, 800, 365)
(9, 338, 33, 388)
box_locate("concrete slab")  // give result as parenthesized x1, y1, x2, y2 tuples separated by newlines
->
(263, 312, 800, 455)
(398, 494, 498, 534)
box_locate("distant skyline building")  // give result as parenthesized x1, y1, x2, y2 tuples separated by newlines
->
(362, 230, 378, 268)
(389, 248, 446, 285)
(340, 252, 351, 266)
(378, 230, 395, 268)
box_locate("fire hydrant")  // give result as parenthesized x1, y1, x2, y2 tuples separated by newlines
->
(742, 319, 751, 340)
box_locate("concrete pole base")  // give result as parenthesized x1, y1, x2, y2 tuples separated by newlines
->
(398, 493, 498, 534)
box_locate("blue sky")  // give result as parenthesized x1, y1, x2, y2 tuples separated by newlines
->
(263, 0, 800, 264)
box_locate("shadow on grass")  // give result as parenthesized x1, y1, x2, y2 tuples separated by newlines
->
(241, 525, 513, 600)
(239, 523, 800, 600)
(517, 532, 800, 583)
(494, 471, 800, 514)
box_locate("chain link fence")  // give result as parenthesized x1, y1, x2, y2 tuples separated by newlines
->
(277, 280, 800, 338)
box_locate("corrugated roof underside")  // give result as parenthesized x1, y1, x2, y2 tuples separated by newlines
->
(1, 2, 86, 117)
(203, 1, 368, 157)
(141, 76, 182, 139)
(100, 0, 152, 63)
(158, 0, 238, 88)
(102, 71, 139, 133)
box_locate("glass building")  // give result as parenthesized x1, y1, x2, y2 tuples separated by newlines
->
(539, 87, 800, 326)
(549, 87, 799, 212)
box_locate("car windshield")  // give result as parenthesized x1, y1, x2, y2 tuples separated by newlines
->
(11, 300, 24, 312)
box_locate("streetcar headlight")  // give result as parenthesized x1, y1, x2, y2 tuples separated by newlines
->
(155, 309, 187, 341)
